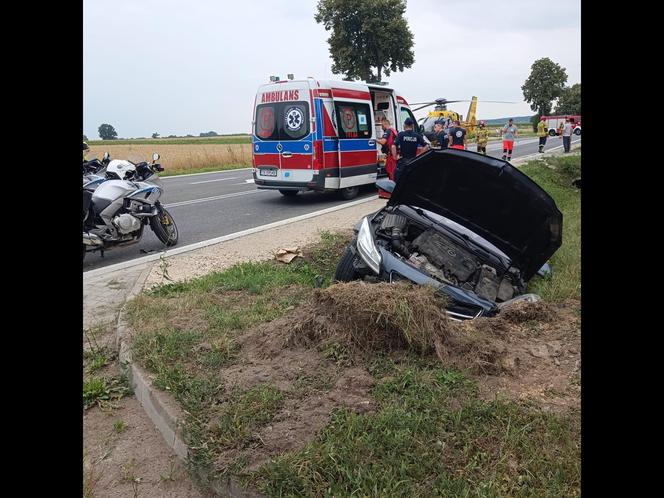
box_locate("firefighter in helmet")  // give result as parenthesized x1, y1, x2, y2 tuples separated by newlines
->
(537, 117, 548, 153)
(475, 121, 489, 155)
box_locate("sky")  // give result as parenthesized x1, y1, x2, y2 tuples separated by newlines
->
(83, 0, 581, 139)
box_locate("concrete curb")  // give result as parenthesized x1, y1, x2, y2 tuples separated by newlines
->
(112, 251, 278, 496)
(116, 263, 190, 462)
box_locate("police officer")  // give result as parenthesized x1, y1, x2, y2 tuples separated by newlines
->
(475, 121, 489, 155)
(433, 119, 448, 149)
(537, 117, 547, 153)
(391, 117, 429, 183)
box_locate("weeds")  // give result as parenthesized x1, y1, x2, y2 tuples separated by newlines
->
(83, 374, 132, 410)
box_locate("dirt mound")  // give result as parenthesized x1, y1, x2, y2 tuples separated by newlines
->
(277, 281, 580, 412)
(285, 281, 454, 353)
(212, 284, 579, 473)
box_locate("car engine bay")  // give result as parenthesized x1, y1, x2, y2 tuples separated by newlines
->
(372, 208, 525, 303)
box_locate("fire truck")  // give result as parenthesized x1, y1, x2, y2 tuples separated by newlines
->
(541, 115, 582, 136)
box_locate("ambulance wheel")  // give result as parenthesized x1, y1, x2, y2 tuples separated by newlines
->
(339, 186, 359, 200)
(334, 245, 360, 282)
(279, 190, 299, 197)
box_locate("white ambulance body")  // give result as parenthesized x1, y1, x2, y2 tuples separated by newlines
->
(251, 78, 417, 199)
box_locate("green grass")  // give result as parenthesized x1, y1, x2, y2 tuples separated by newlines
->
(522, 153, 581, 301)
(127, 232, 353, 483)
(113, 419, 127, 434)
(88, 136, 251, 146)
(211, 384, 285, 447)
(83, 375, 132, 410)
(254, 361, 580, 497)
(127, 205, 580, 495)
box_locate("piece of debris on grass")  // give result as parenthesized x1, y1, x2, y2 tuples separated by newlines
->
(275, 247, 303, 264)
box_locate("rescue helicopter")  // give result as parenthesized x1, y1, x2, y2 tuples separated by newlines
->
(412, 97, 517, 143)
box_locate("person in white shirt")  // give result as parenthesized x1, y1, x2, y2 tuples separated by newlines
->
(562, 118, 573, 153)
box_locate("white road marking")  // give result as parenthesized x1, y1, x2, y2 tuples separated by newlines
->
(189, 177, 238, 184)
(163, 189, 267, 208)
(161, 167, 252, 180)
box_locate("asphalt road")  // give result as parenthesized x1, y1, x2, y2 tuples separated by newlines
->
(83, 136, 580, 271)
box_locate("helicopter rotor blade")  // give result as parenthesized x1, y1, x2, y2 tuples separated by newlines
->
(411, 103, 437, 112)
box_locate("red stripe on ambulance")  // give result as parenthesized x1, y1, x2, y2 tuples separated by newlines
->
(331, 88, 371, 100)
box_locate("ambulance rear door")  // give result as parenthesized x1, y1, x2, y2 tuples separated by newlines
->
(253, 81, 314, 186)
(331, 85, 377, 188)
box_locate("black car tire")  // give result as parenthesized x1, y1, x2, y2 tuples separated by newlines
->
(339, 186, 359, 200)
(279, 189, 299, 197)
(334, 245, 360, 282)
(574, 128, 581, 136)
(548, 129, 557, 137)
(151, 207, 179, 246)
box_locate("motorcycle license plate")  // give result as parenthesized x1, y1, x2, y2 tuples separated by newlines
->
(260, 168, 277, 177)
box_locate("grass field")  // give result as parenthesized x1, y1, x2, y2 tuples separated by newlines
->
(88, 135, 251, 146)
(88, 143, 252, 175)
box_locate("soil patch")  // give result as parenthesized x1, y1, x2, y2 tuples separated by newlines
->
(277, 281, 580, 413)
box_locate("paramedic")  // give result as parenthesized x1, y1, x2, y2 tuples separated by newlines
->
(377, 117, 398, 180)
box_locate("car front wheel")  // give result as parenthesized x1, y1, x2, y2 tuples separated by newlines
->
(334, 245, 361, 282)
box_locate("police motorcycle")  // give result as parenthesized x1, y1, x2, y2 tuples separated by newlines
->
(83, 153, 179, 260)
(83, 152, 111, 192)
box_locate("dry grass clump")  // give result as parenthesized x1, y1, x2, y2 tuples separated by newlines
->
(286, 281, 453, 353)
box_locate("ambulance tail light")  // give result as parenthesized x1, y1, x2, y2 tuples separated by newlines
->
(313, 140, 323, 170)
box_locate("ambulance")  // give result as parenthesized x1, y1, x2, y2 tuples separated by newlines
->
(251, 77, 418, 200)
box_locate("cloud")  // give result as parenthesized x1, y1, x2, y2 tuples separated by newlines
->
(84, 0, 580, 137)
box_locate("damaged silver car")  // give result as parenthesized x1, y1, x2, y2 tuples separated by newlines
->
(334, 149, 562, 320)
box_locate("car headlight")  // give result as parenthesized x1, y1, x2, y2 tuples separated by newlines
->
(357, 216, 381, 274)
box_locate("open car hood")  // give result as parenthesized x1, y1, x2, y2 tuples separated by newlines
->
(388, 149, 562, 280)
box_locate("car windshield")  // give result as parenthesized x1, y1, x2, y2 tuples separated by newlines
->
(415, 206, 511, 262)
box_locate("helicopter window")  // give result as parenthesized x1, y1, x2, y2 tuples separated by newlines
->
(335, 102, 371, 139)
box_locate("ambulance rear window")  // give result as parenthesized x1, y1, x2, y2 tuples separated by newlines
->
(256, 106, 277, 140)
(335, 102, 371, 139)
(254, 102, 310, 141)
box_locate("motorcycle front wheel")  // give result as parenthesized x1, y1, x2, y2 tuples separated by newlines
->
(150, 207, 179, 246)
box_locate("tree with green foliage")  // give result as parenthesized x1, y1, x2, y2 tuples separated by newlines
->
(98, 123, 118, 140)
(522, 58, 568, 119)
(315, 0, 415, 82)
(152, 132, 160, 139)
(555, 83, 581, 115)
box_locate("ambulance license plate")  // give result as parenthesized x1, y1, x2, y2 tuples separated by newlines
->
(260, 168, 277, 177)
